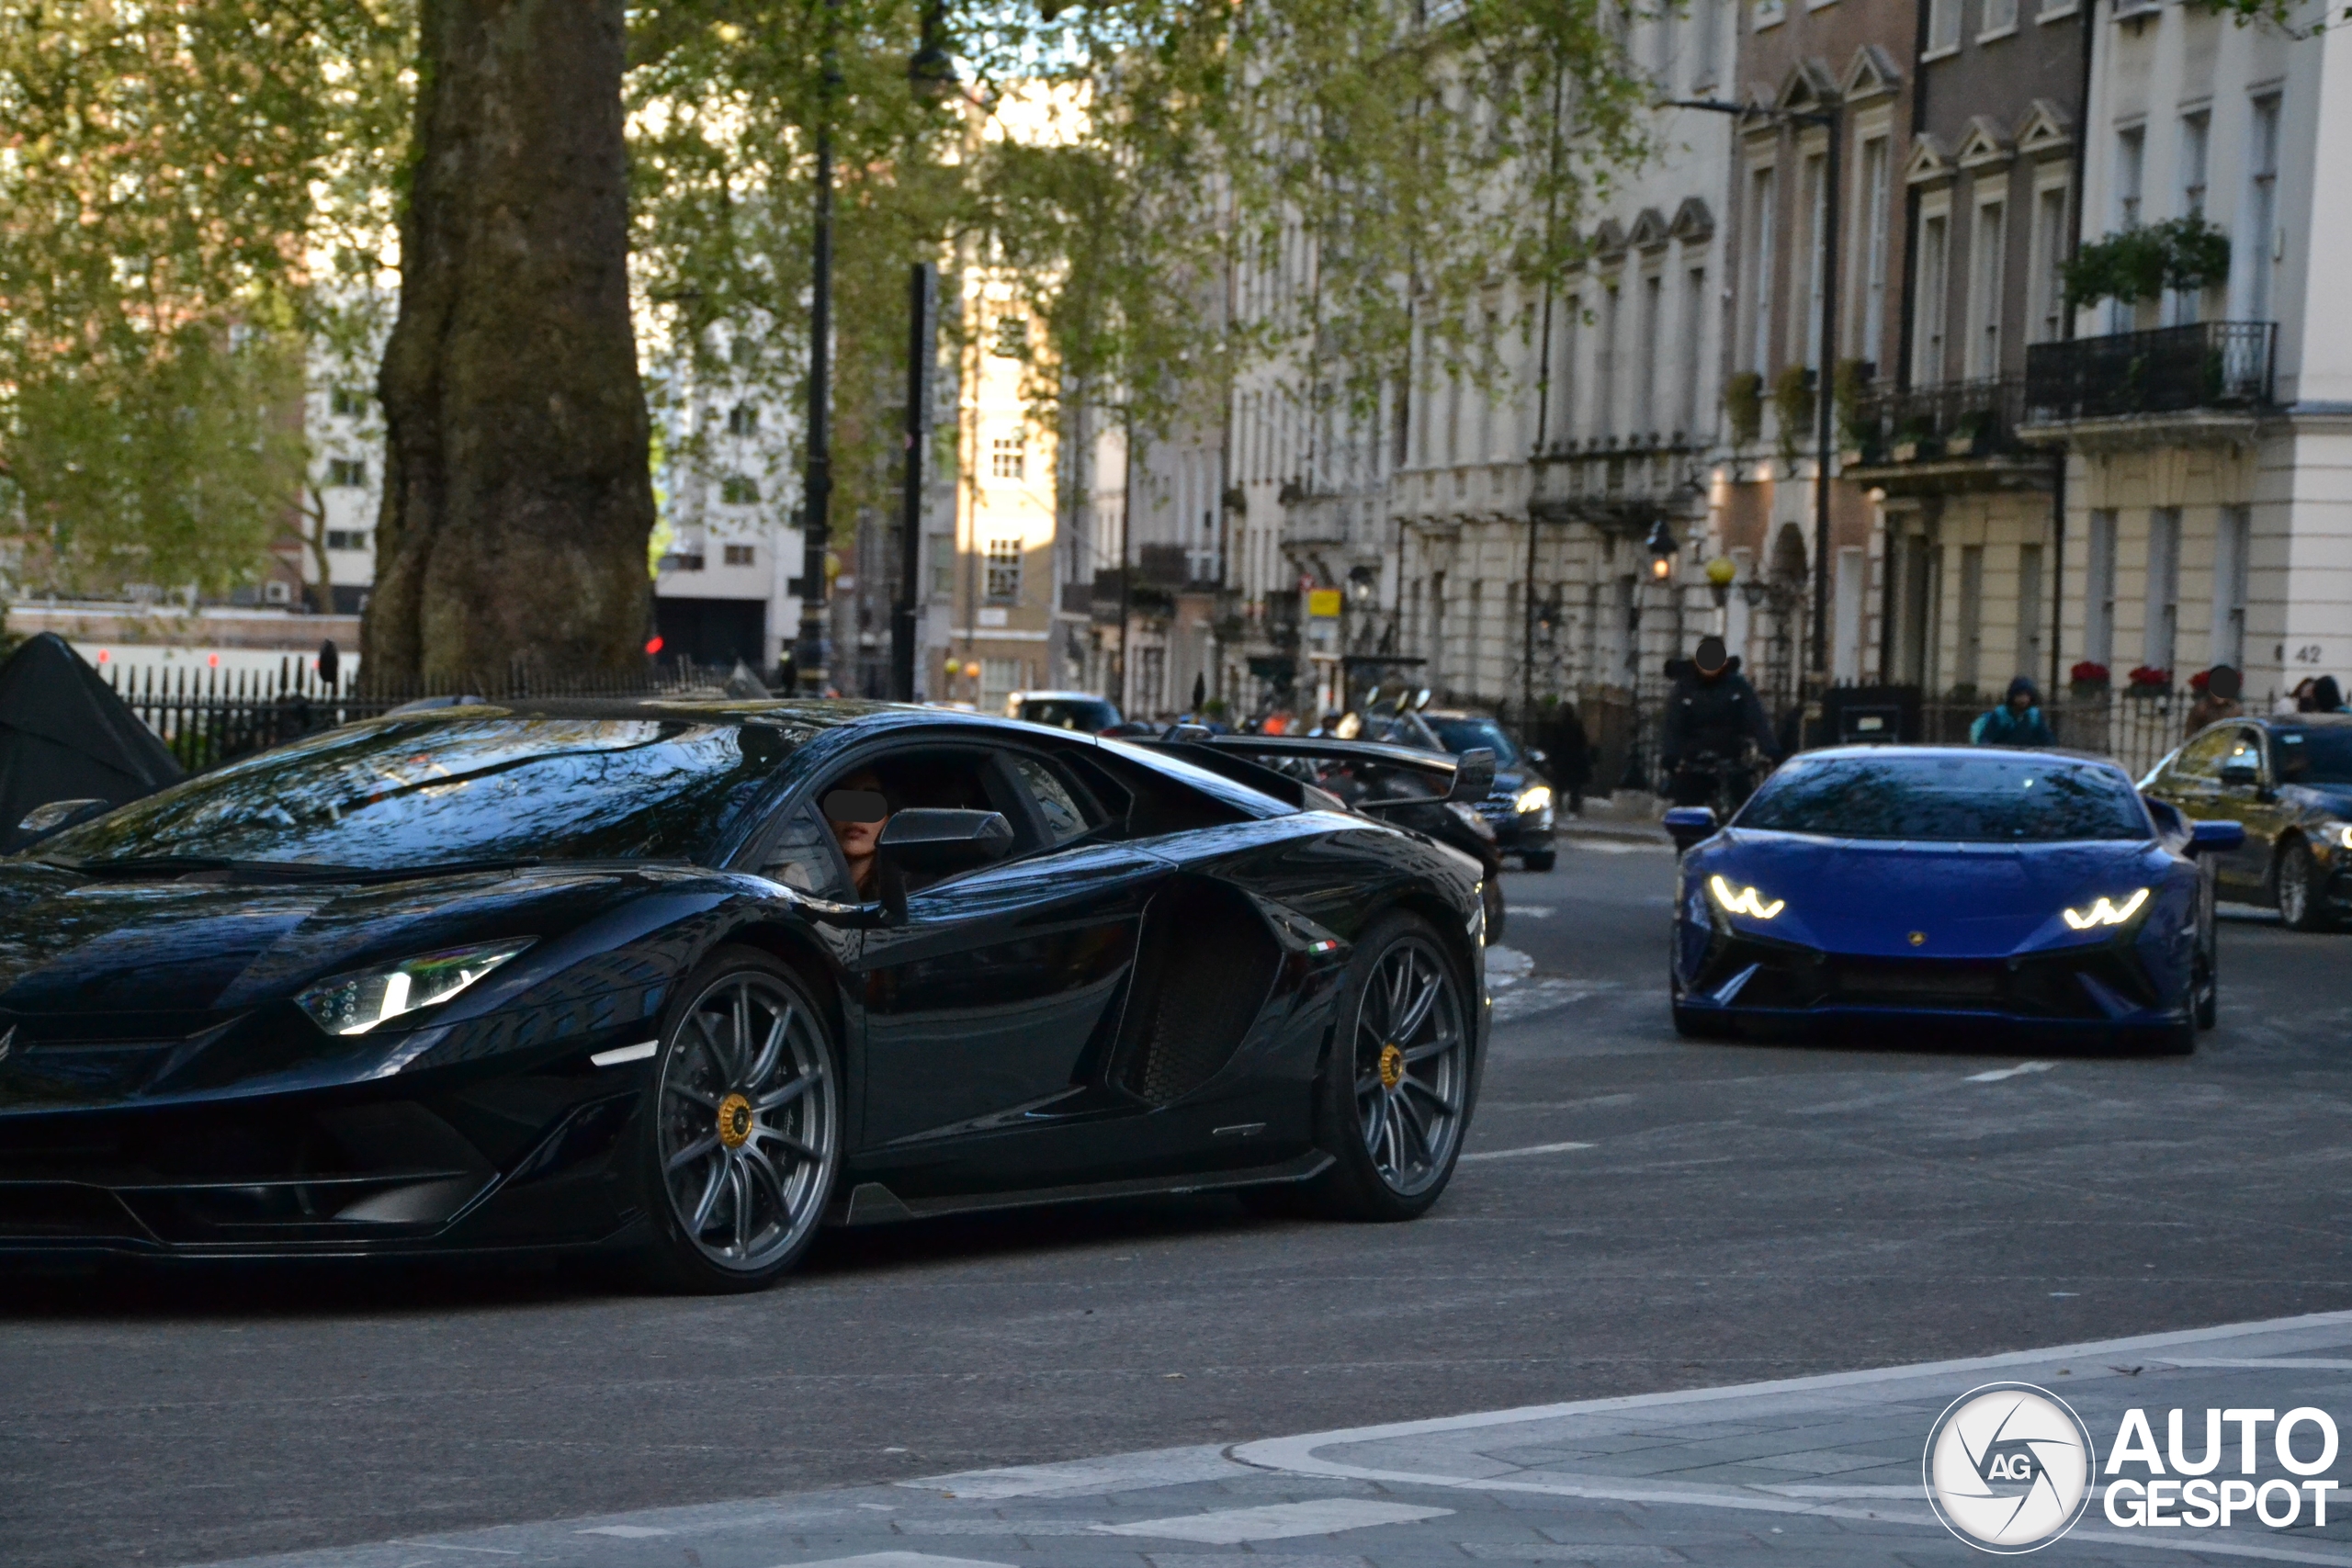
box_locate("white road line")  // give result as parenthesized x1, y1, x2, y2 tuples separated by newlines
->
(2154, 1357, 2352, 1370)
(1510, 905, 1555, 918)
(1459, 1141, 1595, 1163)
(1964, 1060, 2055, 1083)
(778, 1555, 1015, 1568)
(577, 1526, 673, 1539)
(1091, 1499, 1453, 1543)
(904, 1443, 1242, 1499)
(388, 1546, 520, 1558)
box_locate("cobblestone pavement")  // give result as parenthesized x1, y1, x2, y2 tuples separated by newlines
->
(188, 1311, 2352, 1568)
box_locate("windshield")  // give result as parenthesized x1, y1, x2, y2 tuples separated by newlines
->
(2274, 728, 2352, 786)
(1427, 716, 1521, 768)
(1737, 753, 2150, 842)
(30, 716, 794, 870)
(1019, 697, 1121, 732)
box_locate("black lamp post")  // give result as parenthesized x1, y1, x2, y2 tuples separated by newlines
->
(1668, 95, 1841, 683)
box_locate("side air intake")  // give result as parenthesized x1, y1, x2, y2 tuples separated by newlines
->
(1113, 879, 1281, 1106)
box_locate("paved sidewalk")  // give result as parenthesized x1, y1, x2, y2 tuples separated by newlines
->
(189, 1312, 2352, 1568)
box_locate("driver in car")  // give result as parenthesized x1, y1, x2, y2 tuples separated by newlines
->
(822, 771, 891, 898)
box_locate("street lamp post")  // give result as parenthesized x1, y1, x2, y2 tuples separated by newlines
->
(1669, 96, 1841, 684)
(793, 3, 841, 696)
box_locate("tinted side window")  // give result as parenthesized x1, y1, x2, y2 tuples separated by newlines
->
(2173, 728, 2235, 781)
(1009, 755, 1094, 845)
(760, 807, 854, 900)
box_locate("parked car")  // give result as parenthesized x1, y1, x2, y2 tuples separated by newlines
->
(2141, 714, 2352, 931)
(1664, 746, 2242, 1052)
(1418, 710, 1556, 872)
(0, 701, 1488, 1290)
(1004, 690, 1124, 734)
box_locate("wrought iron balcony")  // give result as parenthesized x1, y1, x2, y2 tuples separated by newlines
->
(1529, 436, 1709, 529)
(2024, 321, 2276, 423)
(1846, 376, 2027, 465)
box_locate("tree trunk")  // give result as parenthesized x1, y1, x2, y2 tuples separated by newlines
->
(363, 0, 653, 687)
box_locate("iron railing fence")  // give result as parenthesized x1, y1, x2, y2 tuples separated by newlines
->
(1848, 376, 2029, 462)
(105, 658, 727, 774)
(2024, 321, 2275, 423)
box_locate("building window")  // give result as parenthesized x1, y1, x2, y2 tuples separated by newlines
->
(929, 533, 955, 598)
(325, 457, 367, 489)
(719, 474, 760, 504)
(1858, 136, 1891, 368)
(2178, 110, 2209, 218)
(2030, 184, 2070, 343)
(2144, 508, 2181, 676)
(1983, 0, 2018, 33)
(985, 538, 1022, 602)
(1802, 150, 1827, 369)
(1638, 275, 1663, 434)
(1928, 0, 1961, 51)
(2245, 96, 2280, 322)
(1913, 209, 1951, 386)
(1690, 0, 1720, 85)
(326, 529, 369, 552)
(991, 314, 1026, 358)
(2086, 509, 2118, 669)
(727, 402, 759, 436)
(979, 658, 1023, 713)
(1968, 198, 2006, 378)
(329, 387, 367, 417)
(1680, 267, 1708, 435)
(990, 437, 1024, 479)
(1956, 545, 1986, 693)
(722, 543, 755, 567)
(2213, 505, 2250, 670)
(2115, 123, 2145, 229)
(1747, 164, 1777, 373)
(2017, 542, 2045, 682)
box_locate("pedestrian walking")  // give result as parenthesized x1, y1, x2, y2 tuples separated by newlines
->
(1971, 676, 2055, 748)
(2311, 675, 2346, 713)
(2185, 665, 2244, 735)
(1542, 699, 1592, 817)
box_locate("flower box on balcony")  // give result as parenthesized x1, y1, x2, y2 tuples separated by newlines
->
(1892, 440, 1926, 463)
(1945, 433, 1978, 457)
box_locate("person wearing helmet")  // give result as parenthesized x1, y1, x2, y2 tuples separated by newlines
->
(1658, 636, 1781, 809)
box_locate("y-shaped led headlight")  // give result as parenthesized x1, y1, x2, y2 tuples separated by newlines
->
(296, 940, 534, 1035)
(2062, 888, 2148, 931)
(1708, 874, 1784, 919)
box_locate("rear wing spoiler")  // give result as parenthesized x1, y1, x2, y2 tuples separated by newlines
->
(1152, 732, 1497, 808)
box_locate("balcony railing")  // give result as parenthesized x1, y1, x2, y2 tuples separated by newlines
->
(1847, 376, 2027, 464)
(2024, 321, 2275, 423)
(1529, 437, 1708, 528)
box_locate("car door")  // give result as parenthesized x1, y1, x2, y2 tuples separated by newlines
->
(2235, 728, 2300, 895)
(850, 745, 1175, 1187)
(2155, 726, 2233, 848)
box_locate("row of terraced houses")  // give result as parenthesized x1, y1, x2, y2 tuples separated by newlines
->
(1067, 0, 2349, 776)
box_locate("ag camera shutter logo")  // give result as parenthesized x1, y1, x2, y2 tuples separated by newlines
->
(1923, 1382, 2098, 1552)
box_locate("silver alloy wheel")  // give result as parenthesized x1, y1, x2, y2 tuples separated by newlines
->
(1351, 934, 1467, 1197)
(2281, 846, 2312, 926)
(655, 971, 836, 1272)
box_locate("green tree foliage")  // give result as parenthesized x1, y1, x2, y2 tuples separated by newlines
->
(2062, 215, 2232, 310)
(0, 0, 411, 594)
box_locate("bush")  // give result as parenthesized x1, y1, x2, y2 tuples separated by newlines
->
(1724, 370, 1763, 447)
(1772, 365, 1815, 465)
(2063, 216, 2232, 310)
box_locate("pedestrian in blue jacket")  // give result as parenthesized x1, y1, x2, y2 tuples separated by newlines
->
(1972, 676, 2055, 747)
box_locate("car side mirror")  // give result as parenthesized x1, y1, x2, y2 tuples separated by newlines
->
(1662, 806, 1718, 851)
(15, 797, 109, 845)
(2218, 761, 2259, 788)
(877, 809, 1014, 874)
(2189, 819, 2246, 853)
(1445, 748, 1497, 804)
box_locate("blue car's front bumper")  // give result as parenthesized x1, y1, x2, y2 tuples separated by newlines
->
(1673, 926, 2190, 1035)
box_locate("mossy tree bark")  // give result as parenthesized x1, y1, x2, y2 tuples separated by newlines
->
(363, 0, 654, 687)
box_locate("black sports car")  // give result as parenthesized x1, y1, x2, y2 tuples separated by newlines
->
(0, 701, 1491, 1291)
(2141, 714, 2352, 931)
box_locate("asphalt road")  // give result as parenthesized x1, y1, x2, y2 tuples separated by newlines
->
(6, 838, 2351, 1568)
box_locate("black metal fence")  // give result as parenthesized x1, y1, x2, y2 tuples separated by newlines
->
(104, 659, 725, 774)
(1848, 376, 2029, 462)
(2024, 321, 2275, 422)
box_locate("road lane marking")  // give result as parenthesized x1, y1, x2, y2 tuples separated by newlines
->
(1510, 905, 1555, 918)
(1964, 1060, 2055, 1083)
(780, 1556, 1016, 1568)
(1091, 1499, 1453, 1542)
(578, 1526, 673, 1538)
(904, 1443, 1243, 1499)
(1460, 1141, 1595, 1162)
(389, 1545, 520, 1557)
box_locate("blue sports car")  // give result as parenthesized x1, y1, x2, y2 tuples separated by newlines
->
(1663, 747, 2244, 1053)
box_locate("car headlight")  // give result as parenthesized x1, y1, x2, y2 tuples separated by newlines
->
(2062, 889, 2149, 931)
(1514, 784, 1554, 815)
(297, 940, 534, 1035)
(2328, 822, 2352, 852)
(1708, 874, 1783, 919)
